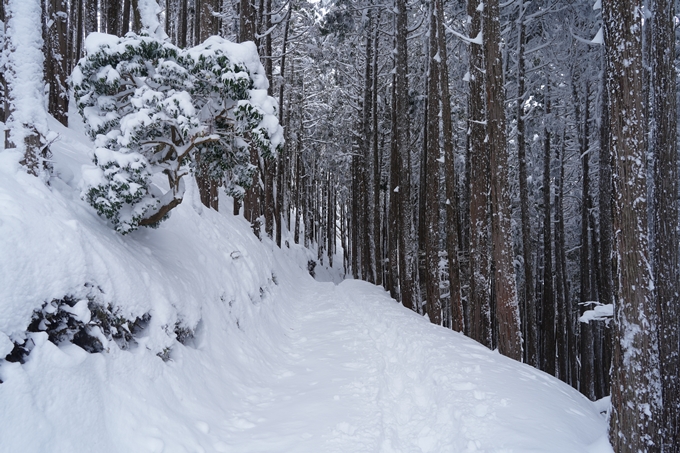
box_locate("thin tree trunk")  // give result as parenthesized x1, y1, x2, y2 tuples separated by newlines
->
(652, 0, 679, 448)
(541, 91, 555, 375)
(275, 7, 291, 248)
(371, 14, 382, 286)
(578, 81, 594, 399)
(555, 130, 569, 383)
(424, 0, 441, 325)
(438, 0, 462, 332)
(388, 71, 401, 301)
(516, 5, 537, 366)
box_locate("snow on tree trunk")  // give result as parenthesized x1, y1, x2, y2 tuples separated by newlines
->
(467, 0, 492, 349)
(541, 90, 555, 375)
(45, 0, 69, 126)
(515, 7, 537, 367)
(2, 0, 48, 176)
(438, 0, 463, 332)
(603, 0, 662, 450)
(484, 0, 521, 360)
(424, 0, 441, 325)
(395, 0, 416, 312)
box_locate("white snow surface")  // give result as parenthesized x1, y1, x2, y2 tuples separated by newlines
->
(0, 112, 612, 452)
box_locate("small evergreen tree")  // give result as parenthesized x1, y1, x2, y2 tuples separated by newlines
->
(71, 33, 283, 233)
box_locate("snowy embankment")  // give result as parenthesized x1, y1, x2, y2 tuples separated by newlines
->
(0, 115, 611, 452)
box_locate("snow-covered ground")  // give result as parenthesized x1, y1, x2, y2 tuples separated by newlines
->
(0, 112, 612, 452)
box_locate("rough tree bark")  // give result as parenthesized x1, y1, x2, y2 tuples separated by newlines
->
(395, 0, 416, 311)
(651, 0, 679, 449)
(467, 0, 492, 348)
(45, 0, 68, 126)
(515, 5, 537, 366)
(603, 0, 662, 450)
(541, 91, 555, 375)
(484, 0, 521, 359)
(438, 0, 463, 332)
(424, 0, 441, 325)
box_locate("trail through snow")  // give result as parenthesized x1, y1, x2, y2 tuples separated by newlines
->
(214, 273, 609, 453)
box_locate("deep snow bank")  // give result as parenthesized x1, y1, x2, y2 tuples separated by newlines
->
(0, 115, 610, 452)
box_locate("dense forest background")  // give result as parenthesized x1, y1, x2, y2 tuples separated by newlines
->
(1, 0, 678, 450)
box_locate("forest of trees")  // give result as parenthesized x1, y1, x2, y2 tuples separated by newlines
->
(1, 0, 678, 450)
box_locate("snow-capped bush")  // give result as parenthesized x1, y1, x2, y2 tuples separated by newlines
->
(71, 33, 283, 233)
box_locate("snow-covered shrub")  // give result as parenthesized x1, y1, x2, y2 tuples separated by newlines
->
(71, 33, 283, 233)
(4, 294, 151, 363)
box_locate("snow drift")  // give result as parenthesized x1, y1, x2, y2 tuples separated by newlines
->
(0, 113, 611, 452)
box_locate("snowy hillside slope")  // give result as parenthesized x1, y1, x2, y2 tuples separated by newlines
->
(0, 114, 611, 452)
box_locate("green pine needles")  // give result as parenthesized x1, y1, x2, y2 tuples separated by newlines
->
(72, 32, 283, 234)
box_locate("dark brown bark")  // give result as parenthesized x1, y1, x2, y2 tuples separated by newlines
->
(541, 93, 555, 375)
(178, 0, 188, 48)
(360, 12, 374, 283)
(371, 15, 382, 286)
(388, 72, 401, 301)
(578, 80, 595, 399)
(652, 0, 679, 449)
(604, 0, 662, 449)
(395, 0, 415, 311)
(107, 0, 120, 36)
(424, 0, 441, 325)
(275, 7, 291, 248)
(438, 0, 462, 332)
(484, 0, 521, 360)
(46, 0, 69, 126)
(555, 130, 569, 383)
(467, 0, 491, 347)
(122, 0, 131, 35)
(196, 0, 221, 211)
(516, 10, 537, 366)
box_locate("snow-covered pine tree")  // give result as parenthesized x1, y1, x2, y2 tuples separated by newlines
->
(71, 33, 283, 234)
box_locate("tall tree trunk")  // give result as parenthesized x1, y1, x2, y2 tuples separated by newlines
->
(361, 11, 375, 283)
(467, 0, 491, 348)
(484, 0, 521, 359)
(178, 0, 188, 48)
(424, 0, 441, 325)
(275, 7, 291, 248)
(603, 0, 662, 449)
(262, 0, 274, 240)
(395, 0, 415, 311)
(578, 81, 595, 399)
(84, 0, 97, 36)
(555, 130, 569, 383)
(651, 0, 679, 448)
(438, 0, 462, 332)
(195, 0, 221, 211)
(122, 0, 131, 35)
(388, 71, 401, 301)
(45, 0, 68, 126)
(371, 14, 382, 286)
(239, 0, 260, 228)
(541, 92, 555, 375)
(516, 5, 537, 366)
(597, 78, 613, 398)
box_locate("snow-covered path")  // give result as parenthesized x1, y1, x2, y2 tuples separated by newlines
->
(215, 276, 609, 453)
